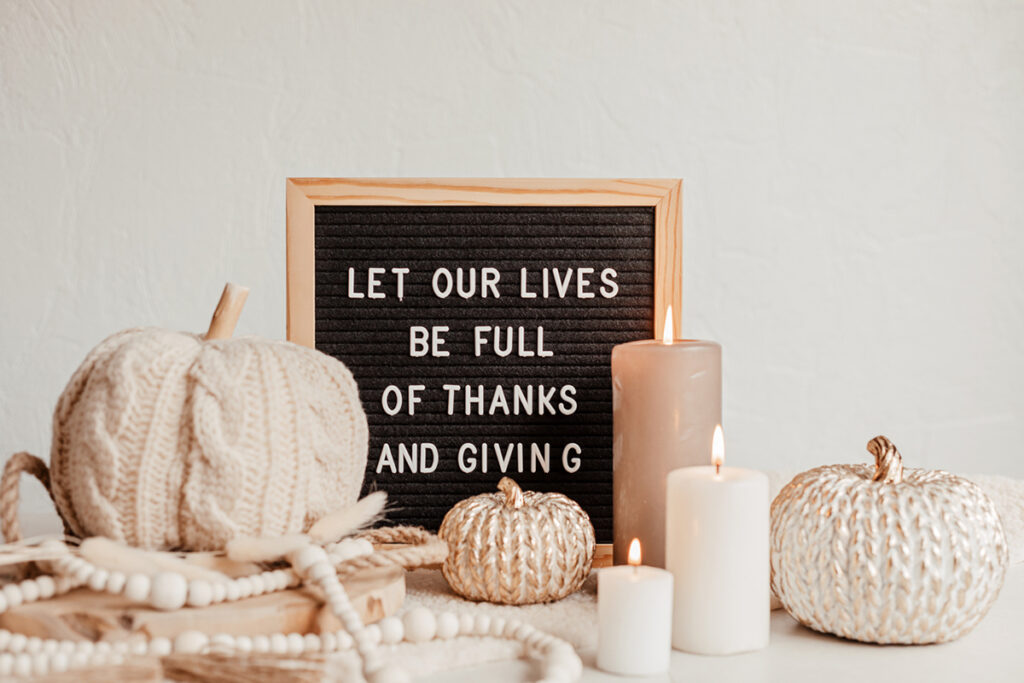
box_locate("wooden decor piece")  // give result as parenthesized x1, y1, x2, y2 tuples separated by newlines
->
(0, 566, 403, 641)
(287, 178, 682, 546)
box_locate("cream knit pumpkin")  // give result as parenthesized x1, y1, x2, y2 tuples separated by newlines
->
(49, 327, 368, 551)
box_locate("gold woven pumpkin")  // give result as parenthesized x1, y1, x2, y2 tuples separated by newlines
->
(438, 477, 595, 605)
(771, 436, 1008, 644)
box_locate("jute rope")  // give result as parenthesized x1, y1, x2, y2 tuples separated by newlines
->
(339, 527, 447, 580)
(0, 452, 63, 544)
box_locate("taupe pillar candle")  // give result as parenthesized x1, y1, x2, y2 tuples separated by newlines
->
(611, 333, 721, 567)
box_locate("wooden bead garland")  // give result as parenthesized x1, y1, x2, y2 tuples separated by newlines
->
(0, 537, 584, 682)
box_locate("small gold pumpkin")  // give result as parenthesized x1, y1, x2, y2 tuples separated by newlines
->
(438, 477, 595, 605)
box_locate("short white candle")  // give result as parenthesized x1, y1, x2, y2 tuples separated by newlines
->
(666, 425, 770, 655)
(597, 539, 674, 676)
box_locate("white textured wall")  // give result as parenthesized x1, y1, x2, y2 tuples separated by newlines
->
(2, 0, 1023, 522)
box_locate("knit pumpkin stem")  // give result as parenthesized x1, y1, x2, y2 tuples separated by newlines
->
(497, 477, 525, 509)
(867, 436, 904, 484)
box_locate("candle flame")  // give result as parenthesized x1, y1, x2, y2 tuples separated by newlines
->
(628, 538, 642, 566)
(661, 306, 674, 344)
(712, 424, 724, 474)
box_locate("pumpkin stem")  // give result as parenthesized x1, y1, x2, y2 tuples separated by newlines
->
(497, 477, 525, 509)
(205, 282, 250, 340)
(867, 436, 904, 484)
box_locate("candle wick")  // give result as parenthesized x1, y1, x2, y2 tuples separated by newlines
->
(715, 462, 721, 476)
(632, 564, 638, 577)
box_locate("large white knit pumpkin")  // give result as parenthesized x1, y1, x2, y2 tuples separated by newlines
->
(49, 322, 368, 552)
(771, 436, 1008, 644)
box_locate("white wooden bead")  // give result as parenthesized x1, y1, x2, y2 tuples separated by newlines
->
(211, 581, 227, 603)
(320, 631, 338, 651)
(106, 571, 127, 595)
(275, 571, 295, 590)
(42, 639, 59, 655)
(63, 558, 86, 574)
(363, 623, 382, 646)
(13, 653, 31, 677)
(20, 580, 40, 603)
(58, 640, 75, 654)
(51, 652, 69, 673)
(31, 653, 49, 675)
(75, 641, 94, 656)
(251, 635, 270, 653)
(236, 577, 254, 599)
(489, 617, 507, 637)
(150, 572, 188, 611)
(269, 633, 289, 654)
(124, 574, 151, 603)
(513, 623, 535, 641)
(0, 654, 12, 676)
(336, 630, 354, 650)
(548, 648, 582, 679)
(131, 640, 149, 656)
(2, 585, 23, 609)
(25, 636, 42, 653)
(293, 545, 328, 572)
(149, 637, 172, 656)
(88, 569, 110, 592)
(0, 630, 10, 648)
(112, 640, 130, 654)
(9, 633, 27, 652)
(210, 633, 235, 651)
(0, 593, 9, 613)
(286, 632, 305, 655)
(303, 633, 321, 653)
(234, 635, 253, 653)
(378, 616, 404, 644)
(436, 612, 459, 639)
(458, 613, 475, 635)
(54, 576, 75, 593)
(70, 651, 90, 669)
(72, 565, 94, 584)
(248, 575, 266, 596)
(35, 576, 55, 600)
(367, 663, 412, 683)
(473, 614, 491, 637)
(174, 630, 209, 654)
(309, 563, 333, 581)
(95, 641, 112, 655)
(404, 607, 437, 643)
(224, 581, 240, 602)
(187, 580, 213, 608)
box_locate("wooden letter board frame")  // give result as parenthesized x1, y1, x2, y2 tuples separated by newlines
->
(286, 178, 682, 557)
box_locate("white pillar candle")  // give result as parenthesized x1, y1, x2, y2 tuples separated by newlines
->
(597, 539, 674, 676)
(666, 426, 770, 655)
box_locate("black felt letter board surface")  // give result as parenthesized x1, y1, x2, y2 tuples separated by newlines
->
(314, 205, 654, 542)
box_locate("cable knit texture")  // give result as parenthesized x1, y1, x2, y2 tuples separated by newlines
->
(48, 328, 368, 551)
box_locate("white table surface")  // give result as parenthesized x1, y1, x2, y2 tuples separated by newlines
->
(423, 565, 1024, 683)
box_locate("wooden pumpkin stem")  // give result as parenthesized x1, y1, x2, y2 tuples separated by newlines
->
(205, 282, 250, 340)
(867, 435, 904, 484)
(497, 477, 525, 509)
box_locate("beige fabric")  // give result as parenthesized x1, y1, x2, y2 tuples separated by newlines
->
(48, 327, 368, 551)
